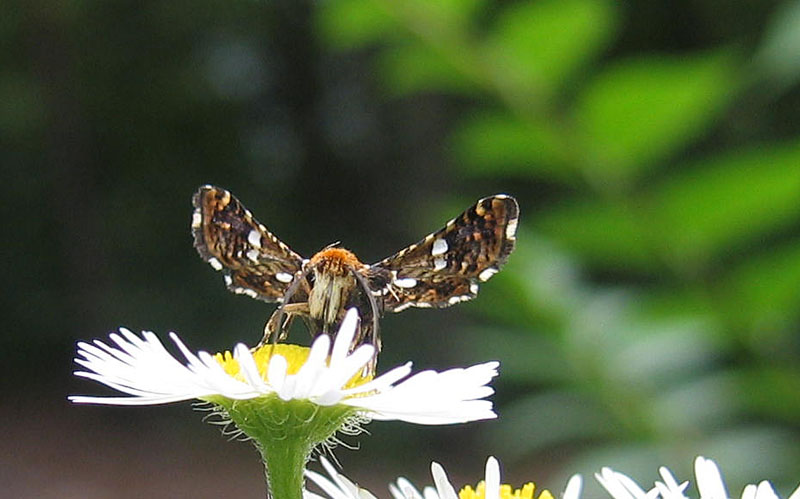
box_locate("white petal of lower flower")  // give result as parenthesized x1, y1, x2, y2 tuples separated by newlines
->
(600, 456, 799, 499)
(390, 456, 578, 499)
(654, 465, 690, 499)
(430, 462, 458, 499)
(484, 456, 501, 499)
(389, 478, 423, 499)
(564, 474, 584, 499)
(595, 467, 658, 499)
(695, 456, 728, 499)
(305, 457, 377, 499)
(71, 309, 498, 426)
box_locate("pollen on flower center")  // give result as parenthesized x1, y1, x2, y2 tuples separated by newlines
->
(214, 342, 373, 389)
(215, 344, 311, 377)
(459, 481, 552, 499)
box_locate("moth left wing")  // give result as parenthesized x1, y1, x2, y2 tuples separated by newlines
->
(192, 185, 306, 302)
(370, 194, 519, 312)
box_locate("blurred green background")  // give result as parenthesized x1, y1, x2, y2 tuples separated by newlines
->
(4, 0, 800, 496)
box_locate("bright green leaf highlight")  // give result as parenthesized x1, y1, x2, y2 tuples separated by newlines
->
(316, 0, 397, 50)
(484, 0, 617, 98)
(575, 51, 738, 183)
(539, 141, 800, 273)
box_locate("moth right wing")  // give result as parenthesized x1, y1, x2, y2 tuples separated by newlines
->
(370, 194, 519, 312)
(192, 185, 306, 302)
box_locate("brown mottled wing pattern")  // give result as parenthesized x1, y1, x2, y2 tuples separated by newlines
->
(371, 195, 519, 312)
(192, 185, 306, 302)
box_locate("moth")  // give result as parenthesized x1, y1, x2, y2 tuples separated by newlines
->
(192, 185, 519, 353)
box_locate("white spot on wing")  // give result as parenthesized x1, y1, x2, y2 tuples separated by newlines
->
(248, 230, 262, 249)
(276, 272, 293, 283)
(431, 238, 448, 256)
(392, 303, 412, 312)
(208, 257, 223, 271)
(224, 275, 233, 286)
(191, 211, 202, 229)
(448, 296, 461, 305)
(394, 277, 417, 288)
(505, 217, 518, 239)
(434, 258, 447, 271)
(234, 287, 259, 298)
(470, 283, 479, 294)
(478, 267, 498, 282)
(246, 249, 259, 262)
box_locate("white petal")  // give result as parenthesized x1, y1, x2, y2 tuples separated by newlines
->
(430, 462, 458, 499)
(695, 457, 728, 499)
(330, 309, 359, 367)
(267, 353, 288, 393)
(595, 468, 655, 499)
(305, 457, 377, 499)
(234, 344, 269, 392)
(391, 478, 425, 499)
(484, 456, 501, 499)
(751, 481, 780, 499)
(343, 362, 498, 424)
(72, 310, 498, 426)
(294, 334, 331, 399)
(563, 475, 583, 499)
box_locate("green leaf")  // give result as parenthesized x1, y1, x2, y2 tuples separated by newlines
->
(538, 141, 800, 271)
(378, 42, 479, 95)
(315, 0, 397, 50)
(483, 0, 617, 98)
(316, 0, 486, 51)
(574, 51, 738, 183)
(738, 367, 800, 421)
(722, 240, 800, 331)
(652, 141, 800, 266)
(450, 110, 572, 179)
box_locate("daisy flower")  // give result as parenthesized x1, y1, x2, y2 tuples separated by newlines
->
(70, 308, 499, 499)
(597, 456, 800, 499)
(304, 455, 582, 499)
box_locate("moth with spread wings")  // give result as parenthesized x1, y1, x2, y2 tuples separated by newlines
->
(192, 185, 519, 355)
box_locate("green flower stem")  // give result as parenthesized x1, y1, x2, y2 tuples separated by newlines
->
(207, 395, 355, 499)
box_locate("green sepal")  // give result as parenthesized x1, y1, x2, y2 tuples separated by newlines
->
(205, 394, 357, 499)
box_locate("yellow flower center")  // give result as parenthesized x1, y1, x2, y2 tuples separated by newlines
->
(459, 481, 554, 499)
(214, 343, 372, 390)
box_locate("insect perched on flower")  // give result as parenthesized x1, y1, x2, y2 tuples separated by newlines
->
(192, 185, 519, 354)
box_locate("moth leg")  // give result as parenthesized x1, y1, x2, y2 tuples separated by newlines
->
(259, 302, 310, 346)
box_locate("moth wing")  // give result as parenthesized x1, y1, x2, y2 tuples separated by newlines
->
(192, 185, 306, 302)
(371, 195, 518, 311)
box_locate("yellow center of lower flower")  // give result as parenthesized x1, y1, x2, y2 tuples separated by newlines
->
(459, 481, 554, 499)
(214, 343, 372, 390)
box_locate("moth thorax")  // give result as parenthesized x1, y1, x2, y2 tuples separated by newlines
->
(308, 248, 364, 329)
